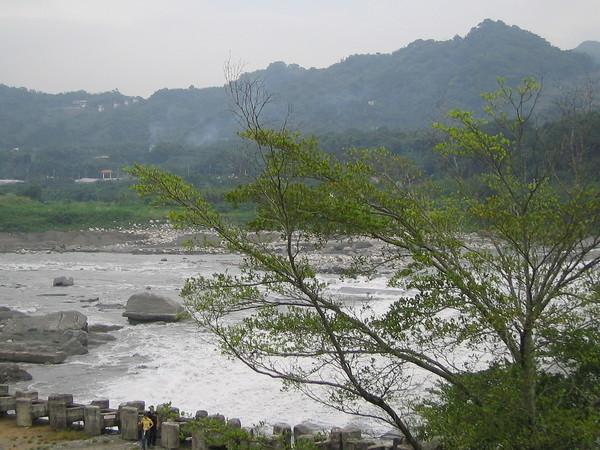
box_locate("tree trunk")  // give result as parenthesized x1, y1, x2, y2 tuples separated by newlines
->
(520, 326, 538, 448)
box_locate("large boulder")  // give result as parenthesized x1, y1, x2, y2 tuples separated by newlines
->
(1, 310, 88, 334)
(0, 309, 89, 364)
(122, 293, 184, 324)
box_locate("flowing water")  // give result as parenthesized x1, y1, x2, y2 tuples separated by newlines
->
(0, 251, 405, 435)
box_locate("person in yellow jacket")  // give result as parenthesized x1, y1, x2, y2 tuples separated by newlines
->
(139, 411, 154, 450)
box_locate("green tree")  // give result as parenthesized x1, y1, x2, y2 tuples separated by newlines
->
(20, 184, 42, 201)
(128, 78, 600, 449)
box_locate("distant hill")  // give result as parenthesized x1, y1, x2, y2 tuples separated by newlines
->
(573, 40, 600, 63)
(0, 19, 598, 172)
(248, 19, 599, 132)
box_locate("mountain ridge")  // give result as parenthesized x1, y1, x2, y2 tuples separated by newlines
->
(1, 19, 598, 151)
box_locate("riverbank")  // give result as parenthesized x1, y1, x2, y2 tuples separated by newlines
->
(0, 414, 139, 449)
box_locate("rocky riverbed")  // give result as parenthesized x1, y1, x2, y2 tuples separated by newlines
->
(0, 225, 204, 254)
(0, 225, 392, 275)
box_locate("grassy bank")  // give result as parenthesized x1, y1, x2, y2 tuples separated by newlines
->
(0, 196, 256, 232)
(0, 196, 167, 232)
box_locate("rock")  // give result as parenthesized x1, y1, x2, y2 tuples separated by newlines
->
(0, 363, 32, 383)
(294, 422, 320, 438)
(87, 333, 117, 347)
(95, 303, 123, 310)
(0, 310, 89, 364)
(0, 348, 68, 364)
(87, 323, 120, 347)
(87, 324, 123, 332)
(2, 311, 88, 334)
(0, 307, 26, 321)
(122, 293, 184, 324)
(53, 276, 74, 286)
(59, 329, 88, 355)
(421, 438, 443, 450)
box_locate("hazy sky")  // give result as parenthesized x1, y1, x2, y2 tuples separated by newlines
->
(1, 0, 599, 98)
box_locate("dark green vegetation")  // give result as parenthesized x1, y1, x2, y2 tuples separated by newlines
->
(1, 20, 599, 181)
(0, 176, 256, 231)
(130, 76, 600, 449)
(0, 195, 165, 232)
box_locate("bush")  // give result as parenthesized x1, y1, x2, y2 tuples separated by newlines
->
(418, 364, 600, 449)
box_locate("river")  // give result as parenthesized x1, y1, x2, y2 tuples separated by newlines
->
(0, 250, 403, 436)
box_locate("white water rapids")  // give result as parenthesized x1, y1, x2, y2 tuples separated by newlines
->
(0, 251, 409, 436)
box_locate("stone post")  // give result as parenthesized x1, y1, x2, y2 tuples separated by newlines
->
(340, 426, 362, 449)
(15, 389, 38, 400)
(84, 405, 102, 436)
(227, 418, 242, 429)
(208, 413, 225, 422)
(191, 424, 208, 450)
(273, 422, 292, 448)
(328, 427, 343, 450)
(122, 400, 145, 411)
(48, 394, 73, 431)
(0, 385, 10, 416)
(15, 397, 33, 427)
(294, 423, 315, 440)
(119, 406, 140, 440)
(328, 426, 364, 450)
(90, 398, 110, 409)
(161, 421, 181, 449)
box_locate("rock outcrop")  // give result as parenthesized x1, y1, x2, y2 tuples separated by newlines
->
(122, 293, 184, 324)
(0, 308, 112, 364)
(1, 310, 88, 334)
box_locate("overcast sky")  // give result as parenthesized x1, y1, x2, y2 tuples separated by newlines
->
(1, 0, 599, 98)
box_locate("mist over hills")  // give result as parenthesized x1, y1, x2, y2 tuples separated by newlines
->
(0, 19, 599, 182)
(574, 40, 600, 63)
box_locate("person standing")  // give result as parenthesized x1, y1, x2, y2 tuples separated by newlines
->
(139, 411, 154, 450)
(147, 405, 160, 447)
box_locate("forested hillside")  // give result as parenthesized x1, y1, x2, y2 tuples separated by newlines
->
(0, 19, 598, 184)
